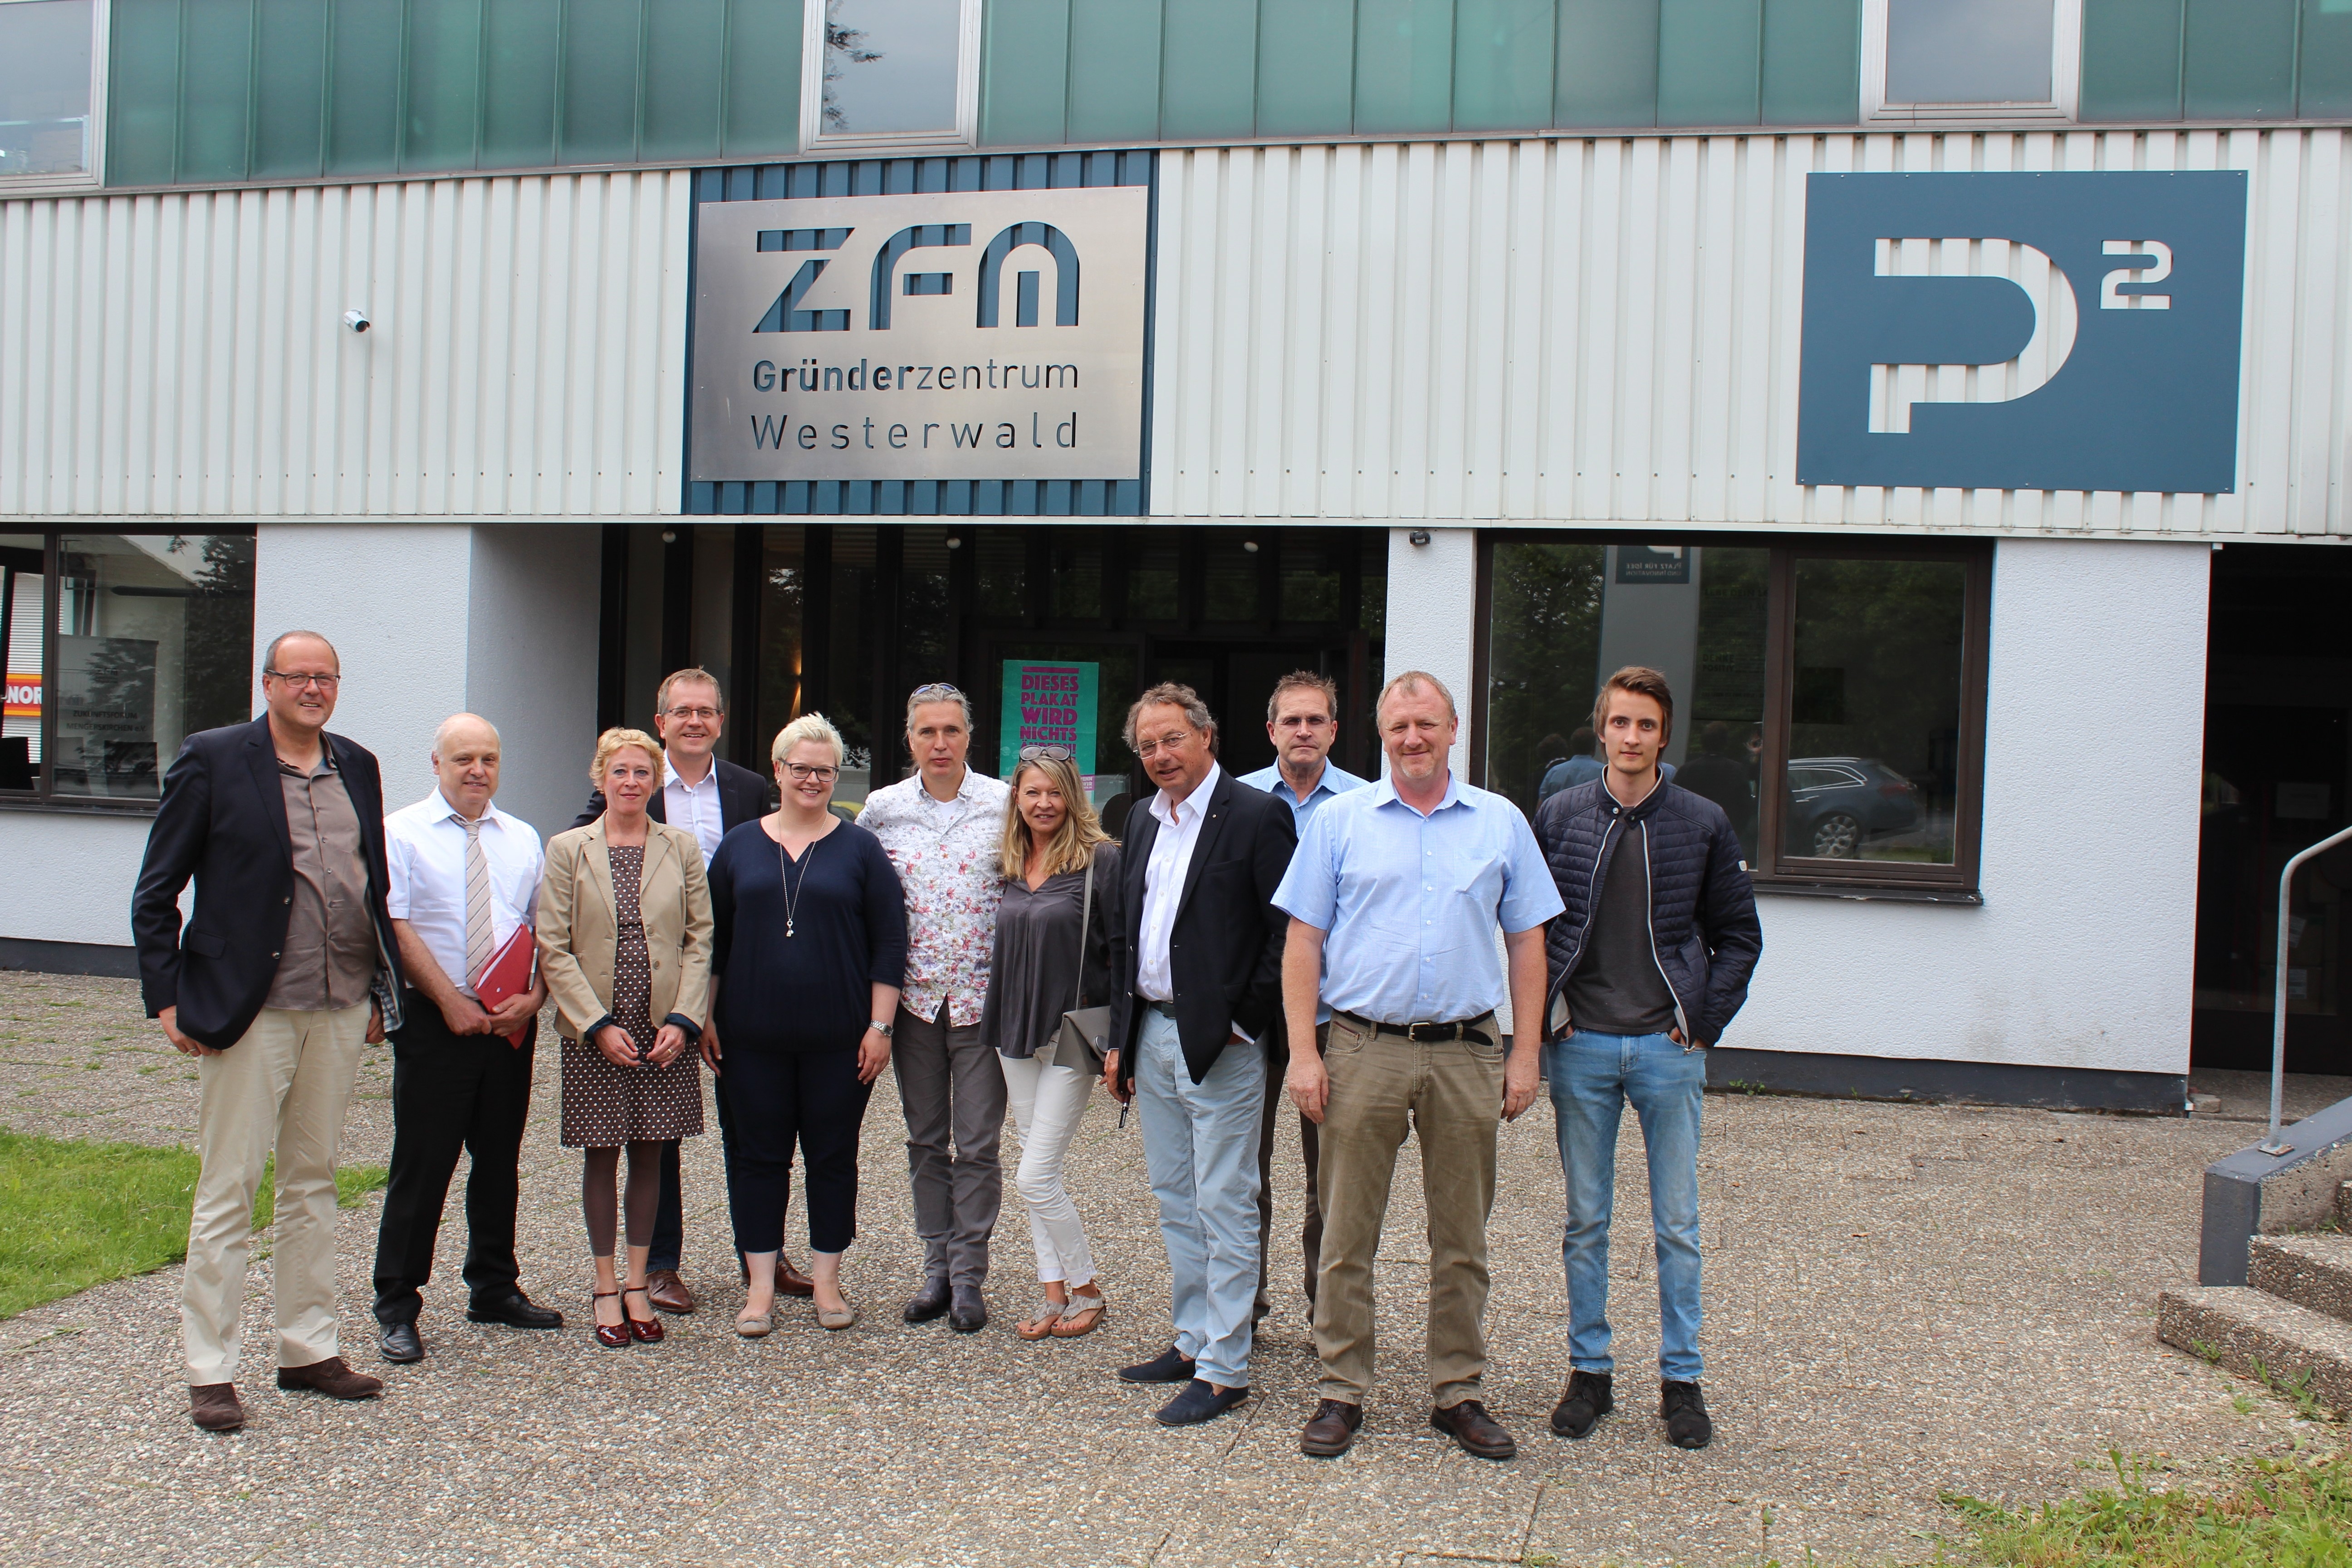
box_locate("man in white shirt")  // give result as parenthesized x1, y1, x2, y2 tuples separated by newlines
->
(1102, 683, 1297, 1426)
(371, 714, 558, 1365)
(1235, 670, 1370, 1323)
(857, 682, 1012, 1333)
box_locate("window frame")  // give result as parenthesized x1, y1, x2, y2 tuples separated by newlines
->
(0, 526, 258, 816)
(1862, 0, 2082, 125)
(798, 0, 984, 154)
(1470, 529, 1993, 903)
(0, 0, 107, 194)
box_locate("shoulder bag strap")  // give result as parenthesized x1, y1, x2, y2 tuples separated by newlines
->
(1072, 859, 1094, 1013)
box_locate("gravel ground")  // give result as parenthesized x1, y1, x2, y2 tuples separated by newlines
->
(0, 973, 2330, 1567)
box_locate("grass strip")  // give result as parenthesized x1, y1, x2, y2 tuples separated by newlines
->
(0, 1130, 388, 1321)
(1945, 1448, 2352, 1568)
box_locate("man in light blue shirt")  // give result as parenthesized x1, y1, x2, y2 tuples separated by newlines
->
(1274, 671, 1561, 1463)
(1236, 671, 1369, 1322)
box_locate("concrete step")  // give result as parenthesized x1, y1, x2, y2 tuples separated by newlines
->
(2250, 1233, 2352, 1326)
(2158, 1286, 2352, 1416)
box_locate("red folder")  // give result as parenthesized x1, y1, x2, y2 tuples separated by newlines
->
(472, 924, 538, 1046)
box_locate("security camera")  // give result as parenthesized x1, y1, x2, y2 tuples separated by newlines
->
(343, 308, 371, 333)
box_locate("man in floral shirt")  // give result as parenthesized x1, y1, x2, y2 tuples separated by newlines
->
(858, 683, 1014, 1333)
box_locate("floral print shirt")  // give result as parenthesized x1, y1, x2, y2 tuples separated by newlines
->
(858, 767, 1012, 1028)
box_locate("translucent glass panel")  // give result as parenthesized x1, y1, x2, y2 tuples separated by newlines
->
(821, 0, 964, 136)
(1886, 0, 2054, 104)
(754, 525, 808, 771)
(1784, 557, 1964, 864)
(0, 0, 93, 179)
(1, 536, 42, 787)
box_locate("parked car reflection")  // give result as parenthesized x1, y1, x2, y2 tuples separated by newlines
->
(1784, 756, 1924, 859)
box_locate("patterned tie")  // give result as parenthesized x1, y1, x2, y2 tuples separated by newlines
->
(462, 817, 494, 992)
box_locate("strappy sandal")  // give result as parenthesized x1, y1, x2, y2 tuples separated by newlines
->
(622, 1284, 665, 1344)
(1014, 1298, 1066, 1341)
(1050, 1290, 1107, 1338)
(590, 1289, 629, 1349)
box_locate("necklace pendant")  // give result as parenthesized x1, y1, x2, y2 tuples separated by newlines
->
(786, 921, 794, 938)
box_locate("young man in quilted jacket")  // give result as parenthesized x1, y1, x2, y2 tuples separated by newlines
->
(1532, 665, 1762, 1451)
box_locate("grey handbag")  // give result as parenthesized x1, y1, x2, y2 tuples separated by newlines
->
(1049, 858, 1113, 1073)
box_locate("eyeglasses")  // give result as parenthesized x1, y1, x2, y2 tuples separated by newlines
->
(907, 682, 964, 702)
(663, 706, 721, 722)
(782, 762, 840, 783)
(265, 670, 340, 690)
(1019, 744, 1073, 763)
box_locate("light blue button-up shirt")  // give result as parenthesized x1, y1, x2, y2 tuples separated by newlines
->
(1239, 758, 1371, 832)
(1274, 772, 1564, 1025)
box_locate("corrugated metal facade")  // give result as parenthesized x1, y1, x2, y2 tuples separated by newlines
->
(0, 170, 690, 520)
(1148, 127, 2352, 539)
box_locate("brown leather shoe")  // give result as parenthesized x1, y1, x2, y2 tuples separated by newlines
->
(189, 1382, 245, 1431)
(1300, 1398, 1362, 1458)
(1429, 1398, 1517, 1460)
(274, 1356, 384, 1401)
(644, 1268, 696, 1314)
(775, 1256, 815, 1299)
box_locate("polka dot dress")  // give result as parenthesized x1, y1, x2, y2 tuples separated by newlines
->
(559, 844, 706, 1148)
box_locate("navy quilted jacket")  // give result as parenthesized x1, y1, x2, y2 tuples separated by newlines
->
(1532, 777, 1762, 1046)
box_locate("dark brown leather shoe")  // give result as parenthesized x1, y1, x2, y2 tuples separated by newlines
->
(275, 1356, 384, 1401)
(644, 1268, 696, 1314)
(189, 1382, 245, 1431)
(1299, 1398, 1362, 1458)
(775, 1256, 815, 1299)
(1429, 1398, 1517, 1460)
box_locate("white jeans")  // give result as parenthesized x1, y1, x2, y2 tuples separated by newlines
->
(184, 1003, 369, 1384)
(997, 1051, 1098, 1289)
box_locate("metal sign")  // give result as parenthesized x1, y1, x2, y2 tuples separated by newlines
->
(1797, 171, 2247, 493)
(691, 186, 1149, 483)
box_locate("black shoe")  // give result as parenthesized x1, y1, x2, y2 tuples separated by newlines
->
(902, 1276, 952, 1324)
(1300, 1398, 1363, 1457)
(376, 1321, 423, 1365)
(466, 1292, 564, 1330)
(1155, 1378, 1250, 1426)
(1550, 1369, 1613, 1439)
(1661, 1380, 1713, 1450)
(1429, 1399, 1518, 1460)
(947, 1284, 988, 1333)
(1119, 1346, 1198, 1384)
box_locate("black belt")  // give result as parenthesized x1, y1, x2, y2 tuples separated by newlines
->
(1145, 999, 1180, 1018)
(1336, 1010, 1496, 1046)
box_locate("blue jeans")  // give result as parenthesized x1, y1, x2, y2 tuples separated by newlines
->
(1133, 1009, 1265, 1387)
(1544, 1030, 1705, 1383)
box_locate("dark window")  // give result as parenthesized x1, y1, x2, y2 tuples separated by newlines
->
(1, 530, 257, 808)
(1477, 532, 1989, 898)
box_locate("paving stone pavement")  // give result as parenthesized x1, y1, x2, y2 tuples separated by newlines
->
(0, 974, 2331, 1566)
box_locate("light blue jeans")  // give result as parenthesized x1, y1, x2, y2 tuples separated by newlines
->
(1544, 1029, 1705, 1383)
(1133, 1008, 1265, 1387)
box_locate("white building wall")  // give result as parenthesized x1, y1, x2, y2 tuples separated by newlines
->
(1735, 538, 2210, 1073)
(1150, 129, 2352, 541)
(1378, 525, 1479, 779)
(0, 172, 691, 522)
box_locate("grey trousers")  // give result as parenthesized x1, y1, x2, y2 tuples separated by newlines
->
(1253, 1018, 1325, 1321)
(894, 999, 1005, 1289)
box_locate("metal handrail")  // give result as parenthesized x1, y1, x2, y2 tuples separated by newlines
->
(2262, 821, 2352, 1153)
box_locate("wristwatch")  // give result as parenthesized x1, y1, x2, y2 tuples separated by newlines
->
(869, 1019, 895, 1038)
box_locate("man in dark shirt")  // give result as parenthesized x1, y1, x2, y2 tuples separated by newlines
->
(1533, 666, 1761, 1455)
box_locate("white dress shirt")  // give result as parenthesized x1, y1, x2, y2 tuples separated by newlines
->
(1135, 761, 1223, 1003)
(663, 755, 726, 865)
(384, 791, 546, 995)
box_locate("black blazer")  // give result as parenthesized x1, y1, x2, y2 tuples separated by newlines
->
(1109, 766, 1298, 1087)
(571, 755, 775, 833)
(130, 715, 405, 1052)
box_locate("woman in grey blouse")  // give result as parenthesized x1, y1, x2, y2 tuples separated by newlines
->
(979, 746, 1122, 1340)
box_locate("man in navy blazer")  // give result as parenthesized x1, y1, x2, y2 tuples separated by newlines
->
(132, 630, 406, 1432)
(570, 668, 785, 1313)
(1102, 682, 1297, 1427)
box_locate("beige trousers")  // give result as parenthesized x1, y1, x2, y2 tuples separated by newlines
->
(183, 1003, 369, 1385)
(1311, 1013, 1504, 1408)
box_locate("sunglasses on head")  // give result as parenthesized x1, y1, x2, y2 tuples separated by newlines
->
(1019, 744, 1074, 763)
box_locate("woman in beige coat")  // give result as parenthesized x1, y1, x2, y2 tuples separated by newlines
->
(538, 728, 713, 1349)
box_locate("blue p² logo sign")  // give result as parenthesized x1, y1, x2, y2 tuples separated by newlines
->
(1796, 172, 2247, 494)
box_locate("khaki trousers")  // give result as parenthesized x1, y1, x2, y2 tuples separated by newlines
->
(183, 1003, 369, 1385)
(1312, 1014, 1503, 1408)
